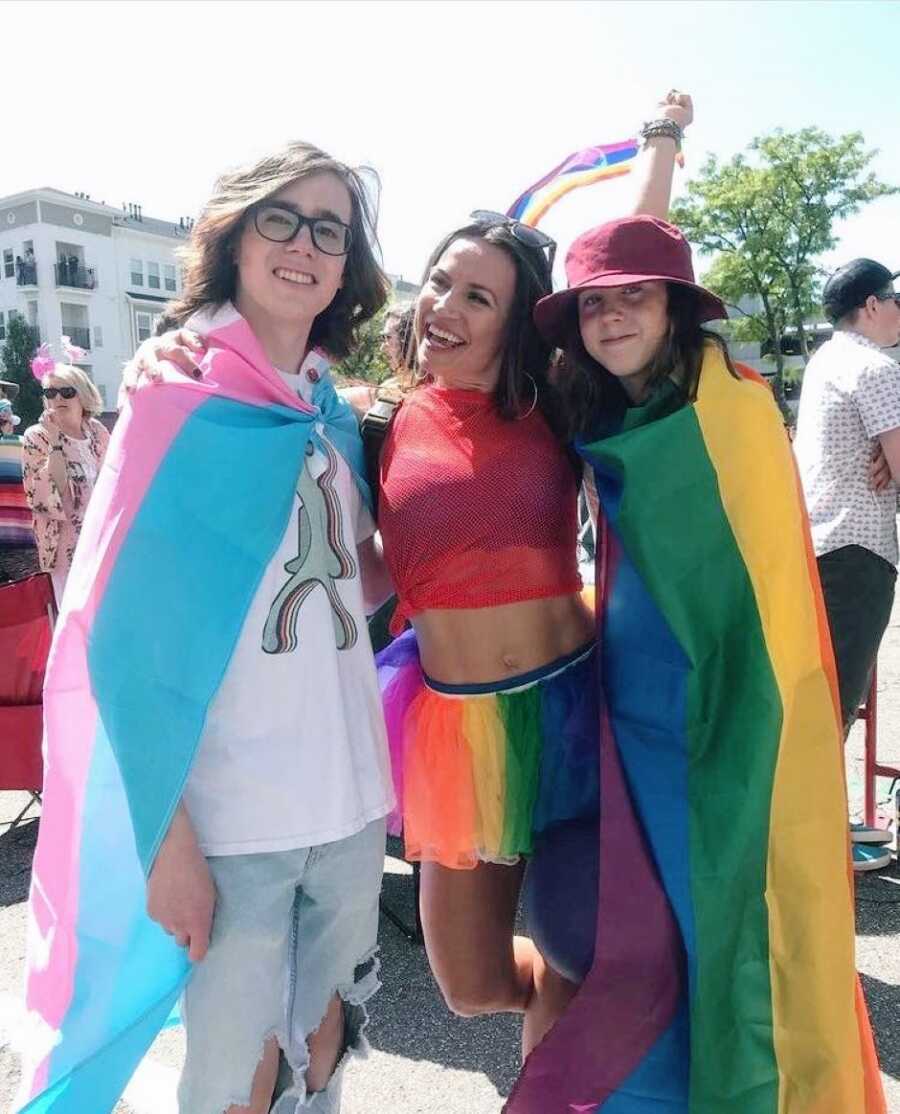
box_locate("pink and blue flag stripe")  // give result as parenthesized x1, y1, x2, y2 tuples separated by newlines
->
(17, 307, 369, 1112)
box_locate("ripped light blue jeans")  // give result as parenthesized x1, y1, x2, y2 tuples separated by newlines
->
(178, 817, 386, 1114)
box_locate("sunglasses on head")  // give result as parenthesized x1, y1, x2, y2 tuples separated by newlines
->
(43, 386, 78, 400)
(469, 210, 557, 271)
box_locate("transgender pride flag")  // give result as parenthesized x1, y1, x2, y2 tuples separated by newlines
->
(16, 306, 368, 1112)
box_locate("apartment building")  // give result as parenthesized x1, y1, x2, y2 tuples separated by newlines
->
(0, 188, 192, 412)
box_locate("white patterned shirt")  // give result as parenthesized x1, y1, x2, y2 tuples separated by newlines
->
(794, 329, 900, 566)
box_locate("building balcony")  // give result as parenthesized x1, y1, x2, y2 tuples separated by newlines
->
(62, 326, 91, 351)
(55, 263, 96, 290)
(16, 262, 38, 286)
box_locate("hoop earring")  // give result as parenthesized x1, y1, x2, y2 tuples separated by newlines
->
(517, 373, 538, 420)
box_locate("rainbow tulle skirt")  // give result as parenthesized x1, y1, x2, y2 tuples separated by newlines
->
(376, 629, 600, 869)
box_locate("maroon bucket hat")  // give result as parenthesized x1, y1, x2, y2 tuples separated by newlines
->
(534, 215, 727, 345)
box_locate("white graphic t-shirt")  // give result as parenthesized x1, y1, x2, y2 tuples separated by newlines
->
(794, 329, 900, 566)
(184, 359, 393, 855)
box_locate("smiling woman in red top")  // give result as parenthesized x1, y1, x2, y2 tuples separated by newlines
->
(372, 96, 692, 1057)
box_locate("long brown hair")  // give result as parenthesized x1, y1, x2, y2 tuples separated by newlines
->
(553, 283, 738, 438)
(403, 223, 556, 422)
(160, 142, 390, 358)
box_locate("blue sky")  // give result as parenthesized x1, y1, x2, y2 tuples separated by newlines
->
(6, 0, 899, 286)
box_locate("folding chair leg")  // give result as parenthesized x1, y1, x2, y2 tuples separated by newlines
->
(5, 792, 40, 833)
(379, 860, 424, 945)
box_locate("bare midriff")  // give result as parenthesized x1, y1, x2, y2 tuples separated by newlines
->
(411, 591, 595, 686)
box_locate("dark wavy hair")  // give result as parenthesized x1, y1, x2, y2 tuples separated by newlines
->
(403, 222, 556, 422)
(159, 142, 390, 358)
(553, 282, 738, 439)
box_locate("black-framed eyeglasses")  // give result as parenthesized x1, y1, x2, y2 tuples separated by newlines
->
(43, 386, 77, 400)
(252, 203, 352, 256)
(469, 210, 557, 270)
(874, 290, 900, 307)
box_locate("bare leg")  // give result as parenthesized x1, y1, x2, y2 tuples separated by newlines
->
(306, 992, 345, 1092)
(224, 1036, 279, 1114)
(419, 860, 534, 1016)
(522, 952, 580, 1058)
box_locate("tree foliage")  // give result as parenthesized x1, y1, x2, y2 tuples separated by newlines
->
(334, 306, 394, 384)
(0, 316, 43, 428)
(671, 128, 897, 395)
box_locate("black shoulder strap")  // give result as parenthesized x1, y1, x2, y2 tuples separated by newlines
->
(361, 383, 404, 519)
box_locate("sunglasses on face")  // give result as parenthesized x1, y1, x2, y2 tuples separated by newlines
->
(252, 203, 352, 256)
(469, 210, 557, 271)
(874, 291, 900, 307)
(43, 386, 78, 400)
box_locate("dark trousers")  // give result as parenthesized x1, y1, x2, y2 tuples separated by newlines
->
(818, 545, 896, 730)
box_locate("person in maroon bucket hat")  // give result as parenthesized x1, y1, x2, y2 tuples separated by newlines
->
(535, 214, 726, 346)
(512, 214, 885, 1111)
(534, 214, 735, 431)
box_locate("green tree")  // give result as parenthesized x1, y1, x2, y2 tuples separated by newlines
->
(1, 316, 43, 429)
(334, 306, 393, 384)
(671, 128, 897, 396)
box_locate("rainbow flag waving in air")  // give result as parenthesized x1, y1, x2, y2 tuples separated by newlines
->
(506, 348, 885, 1113)
(506, 139, 640, 228)
(16, 306, 369, 1113)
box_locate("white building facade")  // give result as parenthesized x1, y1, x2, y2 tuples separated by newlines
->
(0, 188, 191, 412)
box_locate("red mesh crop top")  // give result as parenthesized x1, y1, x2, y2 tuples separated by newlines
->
(378, 384, 582, 635)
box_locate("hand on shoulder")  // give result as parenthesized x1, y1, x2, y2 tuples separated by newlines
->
(122, 329, 206, 393)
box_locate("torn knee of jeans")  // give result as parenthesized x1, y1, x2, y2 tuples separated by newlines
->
(340, 946, 381, 1007)
(215, 1028, 283, 1114)
(270, 950, 381, 1110)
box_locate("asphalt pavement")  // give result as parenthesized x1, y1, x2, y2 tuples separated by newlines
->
(2, 597, 899, 1114)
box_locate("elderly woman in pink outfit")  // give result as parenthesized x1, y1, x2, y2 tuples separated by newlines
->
(22, 356, 109, 602)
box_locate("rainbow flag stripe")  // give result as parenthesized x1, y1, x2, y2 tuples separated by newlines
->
(506, 140, 640, 228)
(0, 437, 33, 546)
(17, 308, 368, 1113)
(506, 349, 885, 1113)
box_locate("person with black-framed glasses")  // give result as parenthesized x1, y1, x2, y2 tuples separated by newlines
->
(795, 257, 900, 871)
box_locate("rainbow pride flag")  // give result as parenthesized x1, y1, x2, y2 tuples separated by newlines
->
(16, 306, 369, 1113)
(506, 347, 885, 1113)
(506, 140, 640, 228)
(0, 436, 33, 546)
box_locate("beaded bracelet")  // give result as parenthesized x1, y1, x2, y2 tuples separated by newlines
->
(639, 118, 684, 150)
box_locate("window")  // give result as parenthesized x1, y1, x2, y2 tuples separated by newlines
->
(147, 262, 160, 290)
(94, 325, 103, 348)
(163, 263, 176, 292)
(130, 258, 143, 286)
(0, 312, 5, 341)
(135, 311, 161, 344)
(2, 249, 12, 278)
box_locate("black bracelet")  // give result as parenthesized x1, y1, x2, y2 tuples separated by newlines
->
(639, 118, 683, 150)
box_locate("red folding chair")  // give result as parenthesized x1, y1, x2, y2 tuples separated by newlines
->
(862, 666, 900, 829)
(0, 572, 55, 831)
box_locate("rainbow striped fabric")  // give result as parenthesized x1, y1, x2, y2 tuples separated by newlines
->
(0, 436, 33, 546)
(506, 347, 885, 1113)
(506, 140, 640, 228)
(16, 306, 369, 1113)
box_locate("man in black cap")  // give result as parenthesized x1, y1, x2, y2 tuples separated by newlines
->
(795, 258, 900, 870)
